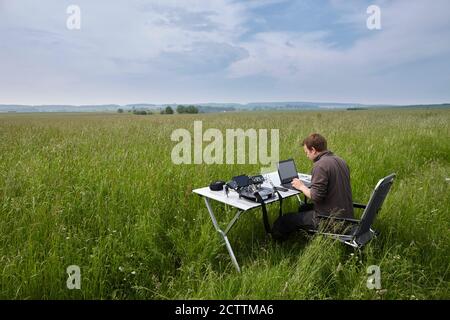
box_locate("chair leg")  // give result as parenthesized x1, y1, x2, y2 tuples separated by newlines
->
(370, 228, 380, 237)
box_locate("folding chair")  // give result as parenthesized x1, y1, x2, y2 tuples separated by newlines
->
(309, 174, 396, 249)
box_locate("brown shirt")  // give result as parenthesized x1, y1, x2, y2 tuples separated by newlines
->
(309, 151, 354, 218)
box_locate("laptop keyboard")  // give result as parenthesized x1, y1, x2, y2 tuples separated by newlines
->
(281, 183, 298, 190)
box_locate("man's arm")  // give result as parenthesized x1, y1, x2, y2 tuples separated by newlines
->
(291, 179, 311, 198)
(292, 165, 328, 202)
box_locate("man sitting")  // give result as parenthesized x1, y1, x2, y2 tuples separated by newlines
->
(272, 133, 354, 240)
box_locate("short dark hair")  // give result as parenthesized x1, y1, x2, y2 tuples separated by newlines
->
(302, 133, 327, 152)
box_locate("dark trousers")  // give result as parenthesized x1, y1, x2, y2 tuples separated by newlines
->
(272, 203, 318, 241)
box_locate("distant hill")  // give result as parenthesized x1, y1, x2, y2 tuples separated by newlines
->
(0, 102, 448, 113)
(385, 103, 450, 109)
(0, 104, 121, 113)
(125, 104, 158, 109)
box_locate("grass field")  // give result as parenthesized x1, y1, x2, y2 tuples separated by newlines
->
(0, 109, 449, 299)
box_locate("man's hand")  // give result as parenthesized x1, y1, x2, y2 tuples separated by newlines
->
(292, 178, 312, 199)
(291, 178, 304, 190)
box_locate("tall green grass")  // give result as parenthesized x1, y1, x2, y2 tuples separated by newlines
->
(0, 109, 448, 299)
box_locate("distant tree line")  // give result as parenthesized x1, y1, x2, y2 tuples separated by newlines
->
(133, 110, 153, 115)
(176, 105, 199, 114)
(160, 105, 199, 114)
(160, 106, 174, 114)
(117, 108, 154, 115)
(118, 104, 200, 115)
(347, 107, 368, 111)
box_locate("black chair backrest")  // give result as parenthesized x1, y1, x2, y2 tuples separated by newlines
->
(354, 174, 396, 237)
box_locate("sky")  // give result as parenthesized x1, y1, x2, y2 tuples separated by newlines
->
(0, 0, 449, 105)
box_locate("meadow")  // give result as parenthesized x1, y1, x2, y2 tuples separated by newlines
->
(0, 108, 449, 299)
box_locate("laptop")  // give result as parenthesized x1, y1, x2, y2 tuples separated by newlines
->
(277, 159, 311, 190)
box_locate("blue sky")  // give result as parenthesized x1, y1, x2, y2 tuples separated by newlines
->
(1, 0, 449, 105)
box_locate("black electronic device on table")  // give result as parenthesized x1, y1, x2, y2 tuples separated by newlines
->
(225, 174, 274, 201)
(209, 180, 225, 191)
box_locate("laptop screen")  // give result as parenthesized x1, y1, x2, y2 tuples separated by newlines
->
(278, 159, 299, 183)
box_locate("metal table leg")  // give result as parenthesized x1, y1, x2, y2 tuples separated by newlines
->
(204, 197, 243, 273)
(224, 210, 243, 235)
(296, 194, 304, 205)
(296, 194, 309, 206)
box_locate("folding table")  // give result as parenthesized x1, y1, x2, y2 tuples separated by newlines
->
(192, 171, 311, 272)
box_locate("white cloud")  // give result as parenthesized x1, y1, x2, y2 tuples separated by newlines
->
(0, 0, 449, 104)
(226, 0, 450, 104)
(0, 0, 253, 103)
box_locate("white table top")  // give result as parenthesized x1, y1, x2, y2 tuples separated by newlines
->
(192, 171, 312, 211)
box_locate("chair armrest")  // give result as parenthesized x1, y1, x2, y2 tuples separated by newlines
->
(353, 202, 367, 209)
(317, 215, 360, 224)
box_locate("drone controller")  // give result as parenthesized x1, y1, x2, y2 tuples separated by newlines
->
(225, 174, 274, 201)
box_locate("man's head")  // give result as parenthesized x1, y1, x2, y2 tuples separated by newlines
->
(302, 133, 327, 161)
